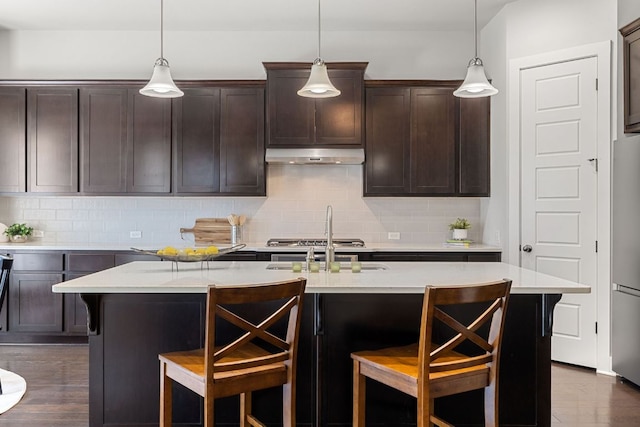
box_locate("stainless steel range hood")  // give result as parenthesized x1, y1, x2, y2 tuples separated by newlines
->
(265, 148, 364, 165)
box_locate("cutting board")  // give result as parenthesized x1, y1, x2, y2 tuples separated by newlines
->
(180, 218, 231, 244)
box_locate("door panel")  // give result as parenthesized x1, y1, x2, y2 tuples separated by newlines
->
(28, 88, 78, 193)
(520, 57, 598, 367)
(0, 87, 27, 192)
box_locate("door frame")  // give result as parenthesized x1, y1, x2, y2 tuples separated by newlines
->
(507, 41, 612, 374)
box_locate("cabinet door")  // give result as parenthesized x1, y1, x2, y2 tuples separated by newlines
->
(410, 88, 456, 195)
(459, 97, 490, 196)
(127, 90, 172, 193)
(0, 87, 26, 193)
(27, 88, 78, 193)
(80, 87, 128, 193)
(621, 18, 640, 133)
(364, 88, 411, 195)
(220, 88, 265, 195)
(316, 69, 364, 146)
(9, 272, 63, 332)
(173, 88, 220, 193)
(266, 69, 315, 146)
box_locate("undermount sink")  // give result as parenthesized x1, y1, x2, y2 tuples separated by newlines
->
(266, 262, 390, 271)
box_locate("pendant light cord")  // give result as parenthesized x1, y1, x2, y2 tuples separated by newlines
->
(474, 0, 478, 59)
(160, 0, 164, 60)
(317, 0, 321, 59)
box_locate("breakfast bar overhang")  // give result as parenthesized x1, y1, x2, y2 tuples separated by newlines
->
(53, 261, 590, 427)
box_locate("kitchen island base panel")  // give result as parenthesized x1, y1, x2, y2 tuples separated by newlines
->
(86, 293, 556, 427)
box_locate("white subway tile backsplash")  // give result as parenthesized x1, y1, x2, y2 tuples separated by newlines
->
(0, 165, 485, 245)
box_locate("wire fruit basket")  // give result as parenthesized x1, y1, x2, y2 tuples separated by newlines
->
(131, 244, 246, 270)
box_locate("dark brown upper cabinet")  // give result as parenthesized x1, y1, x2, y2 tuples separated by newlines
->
(127, 90, 172, 193)
(364, 88, 411, 194)
(79, 87, 171, 194)
(173, 86, 265, 195)
(80, 87, 128, 193)
(0, 87, 26, 192)
(621, 17, 640, 133)
(28, 88, 79, 193)
(410, 88, 456, 195)
(219, 88, 265, 195)
(364, 81, 490, 197)
(459, 97, 490, 196)
(264, 62, 367, 147)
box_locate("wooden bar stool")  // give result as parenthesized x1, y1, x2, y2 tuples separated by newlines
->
(352, 279, 512, 427)
(159, 278, 306, 427)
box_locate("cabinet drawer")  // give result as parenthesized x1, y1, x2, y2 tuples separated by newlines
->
(68, 253, 115, 272)
(12, 253, 64, 271)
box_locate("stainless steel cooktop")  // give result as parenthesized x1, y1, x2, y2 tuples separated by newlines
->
(266, 238, 365, 248)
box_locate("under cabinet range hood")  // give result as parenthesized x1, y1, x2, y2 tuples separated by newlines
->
(265, 148, 364, 165)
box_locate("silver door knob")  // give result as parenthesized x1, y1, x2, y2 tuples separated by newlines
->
(522, 245, 533, 253)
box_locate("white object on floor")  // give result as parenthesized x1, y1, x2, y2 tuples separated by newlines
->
(0, 368, 27, 414)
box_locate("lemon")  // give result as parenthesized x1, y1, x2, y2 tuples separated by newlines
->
(163, 246, 178, 256)
(205, 246, 219, 255)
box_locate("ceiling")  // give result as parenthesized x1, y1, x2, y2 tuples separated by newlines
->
(0, 0, 518, 32)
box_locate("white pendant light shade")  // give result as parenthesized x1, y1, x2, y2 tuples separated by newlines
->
(453, 58, 498, 98)
(140, 0, 183, 98)
(297, 59, 341, 98)
(298, 0, 340, 99)
(140, 58, 184, 98)
(454, 0, 498, 98)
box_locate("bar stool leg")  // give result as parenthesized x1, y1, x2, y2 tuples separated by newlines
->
(353, 359, 366, 427)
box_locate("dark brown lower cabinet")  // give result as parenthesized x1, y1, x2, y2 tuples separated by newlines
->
(0, 250, 163, 343)
(9, 272, 64, 333)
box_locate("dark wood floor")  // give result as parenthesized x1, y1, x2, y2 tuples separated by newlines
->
(1, 344, 640, 426)
(0, 344, 88, 427)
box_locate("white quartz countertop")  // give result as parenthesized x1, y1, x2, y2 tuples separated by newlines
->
(0, 241, 501, 252)
(52, 261, 589, 295)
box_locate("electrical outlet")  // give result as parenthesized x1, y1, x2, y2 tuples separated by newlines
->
(33, 230, 44, 238)
(129, 231, 142, 239)
(388, 232, 401, 240)
(494, 231, 501, 245)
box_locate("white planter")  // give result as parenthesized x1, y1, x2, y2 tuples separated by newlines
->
(452, 229, 468, 240)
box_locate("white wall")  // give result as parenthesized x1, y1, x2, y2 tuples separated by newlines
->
(0, 29, 472, 80)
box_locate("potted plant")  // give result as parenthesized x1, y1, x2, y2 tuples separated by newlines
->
(449, 218, 471, 240)
(4, 223, 34, 243)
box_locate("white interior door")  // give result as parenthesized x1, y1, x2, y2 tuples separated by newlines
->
(520, 57, 598, 368)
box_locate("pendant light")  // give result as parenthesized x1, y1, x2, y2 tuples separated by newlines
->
(453, 0, 498, 98)
(297, 0, 340, 98)
(140, 0, 183, 98)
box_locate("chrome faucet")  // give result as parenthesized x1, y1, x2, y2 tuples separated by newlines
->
(325, 205, 335, 271)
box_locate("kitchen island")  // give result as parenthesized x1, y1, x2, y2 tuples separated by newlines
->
(53, 261, 589, 427)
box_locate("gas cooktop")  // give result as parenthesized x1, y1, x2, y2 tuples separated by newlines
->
(266, 238, 365, 248)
